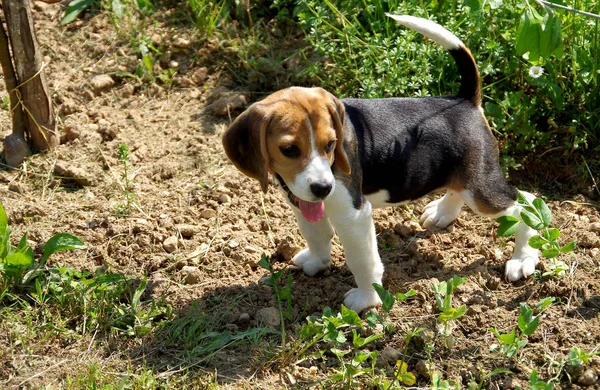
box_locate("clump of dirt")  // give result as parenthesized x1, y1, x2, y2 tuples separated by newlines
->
(1, 4, 599, 388)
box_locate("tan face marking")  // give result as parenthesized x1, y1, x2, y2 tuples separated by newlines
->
(262, 88, 339, 200)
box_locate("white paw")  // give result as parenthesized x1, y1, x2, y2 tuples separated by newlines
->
(420, 196, 462, 229)
(505, 256, 539, 281)
(292, 248, 331, 276)
(343, 288, 382, 313)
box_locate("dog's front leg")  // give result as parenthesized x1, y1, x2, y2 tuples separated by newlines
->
(327, 190, 384, 313)
(291, 208, 334, 276)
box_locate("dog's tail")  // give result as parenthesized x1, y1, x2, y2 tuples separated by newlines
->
(386, 14, 481, 106)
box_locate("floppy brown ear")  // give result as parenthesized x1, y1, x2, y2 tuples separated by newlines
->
(327, 94, 351, 175)
(222, 104, 270, 193)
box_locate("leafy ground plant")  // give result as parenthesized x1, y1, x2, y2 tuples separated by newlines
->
(115, 143, 137, 216)
(432, 275, 467, 345)
(0, 202, 86, 290)
(497, 192, 575, 278)
(1, 201, 169, 337)
(370, 283, 416, 333)
(490, 297, 555, 358)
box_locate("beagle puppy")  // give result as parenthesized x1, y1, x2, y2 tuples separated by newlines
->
(222, 15, 539, 313)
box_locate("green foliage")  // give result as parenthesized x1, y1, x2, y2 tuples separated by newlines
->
(369, 283, 415, 333)
(115, 143, 137, 216)
(497, 192, 575, 277)
(0, 202, 86, 287)
(490, 297, 555, 358)
(1, 201, 168, 337)
(432, 276, 467, 341)
(61, 0, 154, 24)
(529, 369, 554, 390)
(290, 305, 383, 387)
(295, 0, 599, 169)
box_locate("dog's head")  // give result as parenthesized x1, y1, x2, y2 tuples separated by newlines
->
(222, 87, 351, 221)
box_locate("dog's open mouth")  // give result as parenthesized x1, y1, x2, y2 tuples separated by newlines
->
(275, 174, 325, 223)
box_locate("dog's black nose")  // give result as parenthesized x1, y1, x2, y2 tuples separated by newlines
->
(310, 182, 332, 199)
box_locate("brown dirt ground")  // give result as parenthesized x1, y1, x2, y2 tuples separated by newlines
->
(1, 4, 599, 389)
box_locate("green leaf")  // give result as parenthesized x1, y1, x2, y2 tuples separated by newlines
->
(341, 305, 362, 327)
(498, 329, 516, 345)
(560, 241, 576, 253)
(131, 277, 148, 311)
(463, 0, 481, 12)
(497, 216, 520, 237)
(523, 316, 540, 336)
(528, 235, 548, 249)
(257, 255, 271, 271)
(516, 8, 543, 62)
(373, 283, 394, 312)
(61, 0, 95, 25)
(543, 228, 560, 241)
(400, 371, 417, 386)
(3, 251, 34, 278)
(533, 198, 552, 227)
(395, 289, 416, 302)
(518, 303, 534, 332)
(536, 297, 555, 312)
(539, 11, 562, 61)
(365, 311, 380, 328)
(521, 209, 544, 230)
(0, 202, 7, 238)
(542, 247, 560, 258)
(42, 233, 87, 265)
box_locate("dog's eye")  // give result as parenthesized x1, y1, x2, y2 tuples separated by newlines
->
(324, 140, 335, 153)
(280, 145, 300, 158)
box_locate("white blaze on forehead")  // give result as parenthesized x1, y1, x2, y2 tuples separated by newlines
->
(286, 116, 334, 202)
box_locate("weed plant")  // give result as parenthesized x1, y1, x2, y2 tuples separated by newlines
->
(490, 297, 555, 358)
(496, 192, 575, 278)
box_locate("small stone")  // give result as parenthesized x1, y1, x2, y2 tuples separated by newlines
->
(176, 224, 198, 238)
(228, 240, 239, 249)
(181, 265, 201, 284)
(486, 275, 501, 291)
(89, 74, 115, 95)
(172, 36, 192, 49)
(237, 313, 250, 323)
(169, 60, 179, 69)
(192, 67, 209, 85)
(63, 124, 80, 142)
(393, 223, 412, 237)
(590, 222, 600, 233)
(415, 360, 431, 377)
(580, 232, 600, 248)
(276, 236, 301, 261)
(376, 346, 400, 368)
(500, 377, 522, 390)
(119, 83, 135, 99)
(256, 307, 281, 329)
(219, 194, 231, 204)
(244, 245, 259, 254)
(54, 162, 96, 186)
(206, 93, 248, 116)
(163, 236, 178, 253)
(578, 368, 598, 386)
(201, 209, 217, 219)
(8, 182, 24, 193)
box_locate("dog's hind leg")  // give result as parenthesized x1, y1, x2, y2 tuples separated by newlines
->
(291, 209, 334, 276)
(420, 191, 465, 229)
(461, 186, 539, 282)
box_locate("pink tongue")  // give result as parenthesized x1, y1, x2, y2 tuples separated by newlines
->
(298, 199, 325, 223)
